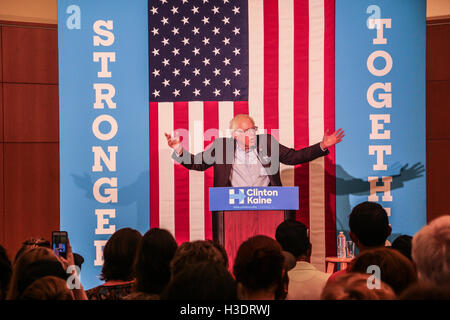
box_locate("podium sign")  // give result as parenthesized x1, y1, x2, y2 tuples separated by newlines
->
(209, 187, 299, 211)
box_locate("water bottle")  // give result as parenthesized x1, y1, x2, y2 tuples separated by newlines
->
(337, 231, 346, 258)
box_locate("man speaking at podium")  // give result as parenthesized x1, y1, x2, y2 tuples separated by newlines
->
(165, 114, 344, 188)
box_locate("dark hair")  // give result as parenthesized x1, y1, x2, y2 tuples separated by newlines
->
(161, 261, 237, 300)
(349, 202, 390, 247)
(399, 282, 450, 300)
(351, 247, 418, 295)
(275, 220, 310, 258)
(391, 235, 413, 261)
(20, 276, 73, 300)
(170, 240, 224, 277)
(233, 235, 284, 294)
(0, 245, 12, 300)
(321, 273, 395, 300)
(134, 228, 178, 295)
(101, 228, 142, 281)
(17, 259, 68, 295)
(14, 238, 51, 264)
(206, 240, 229, 269)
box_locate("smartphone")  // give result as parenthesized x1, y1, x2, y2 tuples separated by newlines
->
(52, 231, 68, 259)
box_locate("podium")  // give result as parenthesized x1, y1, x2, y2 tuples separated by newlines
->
(209, 187, 299, 270)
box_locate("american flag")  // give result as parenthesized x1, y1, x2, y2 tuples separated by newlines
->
(149, 0, 336, 271)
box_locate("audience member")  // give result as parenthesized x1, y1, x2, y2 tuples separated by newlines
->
(123, 228, 177, 300)
(328, 201, 391, 282)
(73, 253, 85, 271)
(391, 234, 413, 261)
(20, 276, 74, 300)
(170, 240, 224, 277)
(161, 261, 237, 300)
(321, 272, 395, 300)
(206, 240, 229, 269)
(275, 220, 330, 300)
(13, 238, 51, 264)
(86, 228, 142, 300)
(399, 281, 450, 300)
(412, 215, 450, 285)
(350, 247, 417, 295)
(7, 247, 66, 300)
(0, 245, 12, 300)
(233, 235, 285, 300)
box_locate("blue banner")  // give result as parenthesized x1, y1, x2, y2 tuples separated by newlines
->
(58, 0, 149, 289)
(335, 0, 426, 243)
(209, 187, 299, 211)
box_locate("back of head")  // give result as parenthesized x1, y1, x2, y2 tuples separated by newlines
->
(7, 247, 61, 300)
(162, 261, 237, 300)
(14, 238, 51, 264)
(412, 215, 450, 285)
(275, 220, 310, 258)
(0, 245, 12, 300)
(349, 201, 390, 247)
(101, 227, 142, 282)
(350, 247, 418, 295)
(20, 276, 73, 300)
(233, 235, 284, 295)
(321, 273, 395, 300)
(391, 235, 413, 261)
(206, 240, 229, 269)
(399, 281, 450, 300)
(170, 240, 224, 277)
(135, 228, 178, 294)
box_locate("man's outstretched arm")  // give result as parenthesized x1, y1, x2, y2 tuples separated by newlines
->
(277, 129, 345, 165)
(165, 132, 214, 171)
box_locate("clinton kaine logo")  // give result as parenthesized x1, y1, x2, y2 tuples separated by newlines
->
(229, 189, 245, 205)
(210, 187, 298, 211)
(228, 188, 280, 205)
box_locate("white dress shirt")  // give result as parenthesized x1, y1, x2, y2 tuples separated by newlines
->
(286, 261, 331, 300)
(229, 145, 270, 187)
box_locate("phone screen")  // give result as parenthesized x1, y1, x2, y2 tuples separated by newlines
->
(52, 231, 68, 259)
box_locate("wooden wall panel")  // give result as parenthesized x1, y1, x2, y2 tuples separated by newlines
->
(0, 26, 2, 83)
(0, 84, 3, 142)
(3, 83, 59, 142)
(426, 22, 450, 81)
(2, 25, 58, 84)
(426, 140, 450, 222)
(426, 19, 450, 223)
(3, 143, 59, 259)
(426, 81, 450, 139)
(0, 146, 4, 246)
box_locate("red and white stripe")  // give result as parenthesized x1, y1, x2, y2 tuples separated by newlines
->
(149, 0, 336, 271)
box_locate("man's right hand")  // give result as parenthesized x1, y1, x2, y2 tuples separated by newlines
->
(165, 132, 182, 155)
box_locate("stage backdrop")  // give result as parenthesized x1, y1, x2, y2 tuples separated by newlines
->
(58, 0, 426, 289)
(58, 0, 150, 289)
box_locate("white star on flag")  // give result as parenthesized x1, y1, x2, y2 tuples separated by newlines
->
(152, 69, 160, 77)
(150, 7, 158, 15)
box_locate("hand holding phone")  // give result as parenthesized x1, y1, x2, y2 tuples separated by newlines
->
(52, 231, 68, 259)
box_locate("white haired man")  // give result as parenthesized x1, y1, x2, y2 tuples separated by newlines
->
(165, 114, 344, 188)
(412, 215, 450, 285)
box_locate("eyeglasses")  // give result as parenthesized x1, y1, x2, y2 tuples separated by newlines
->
(234, 126, 258, 135)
